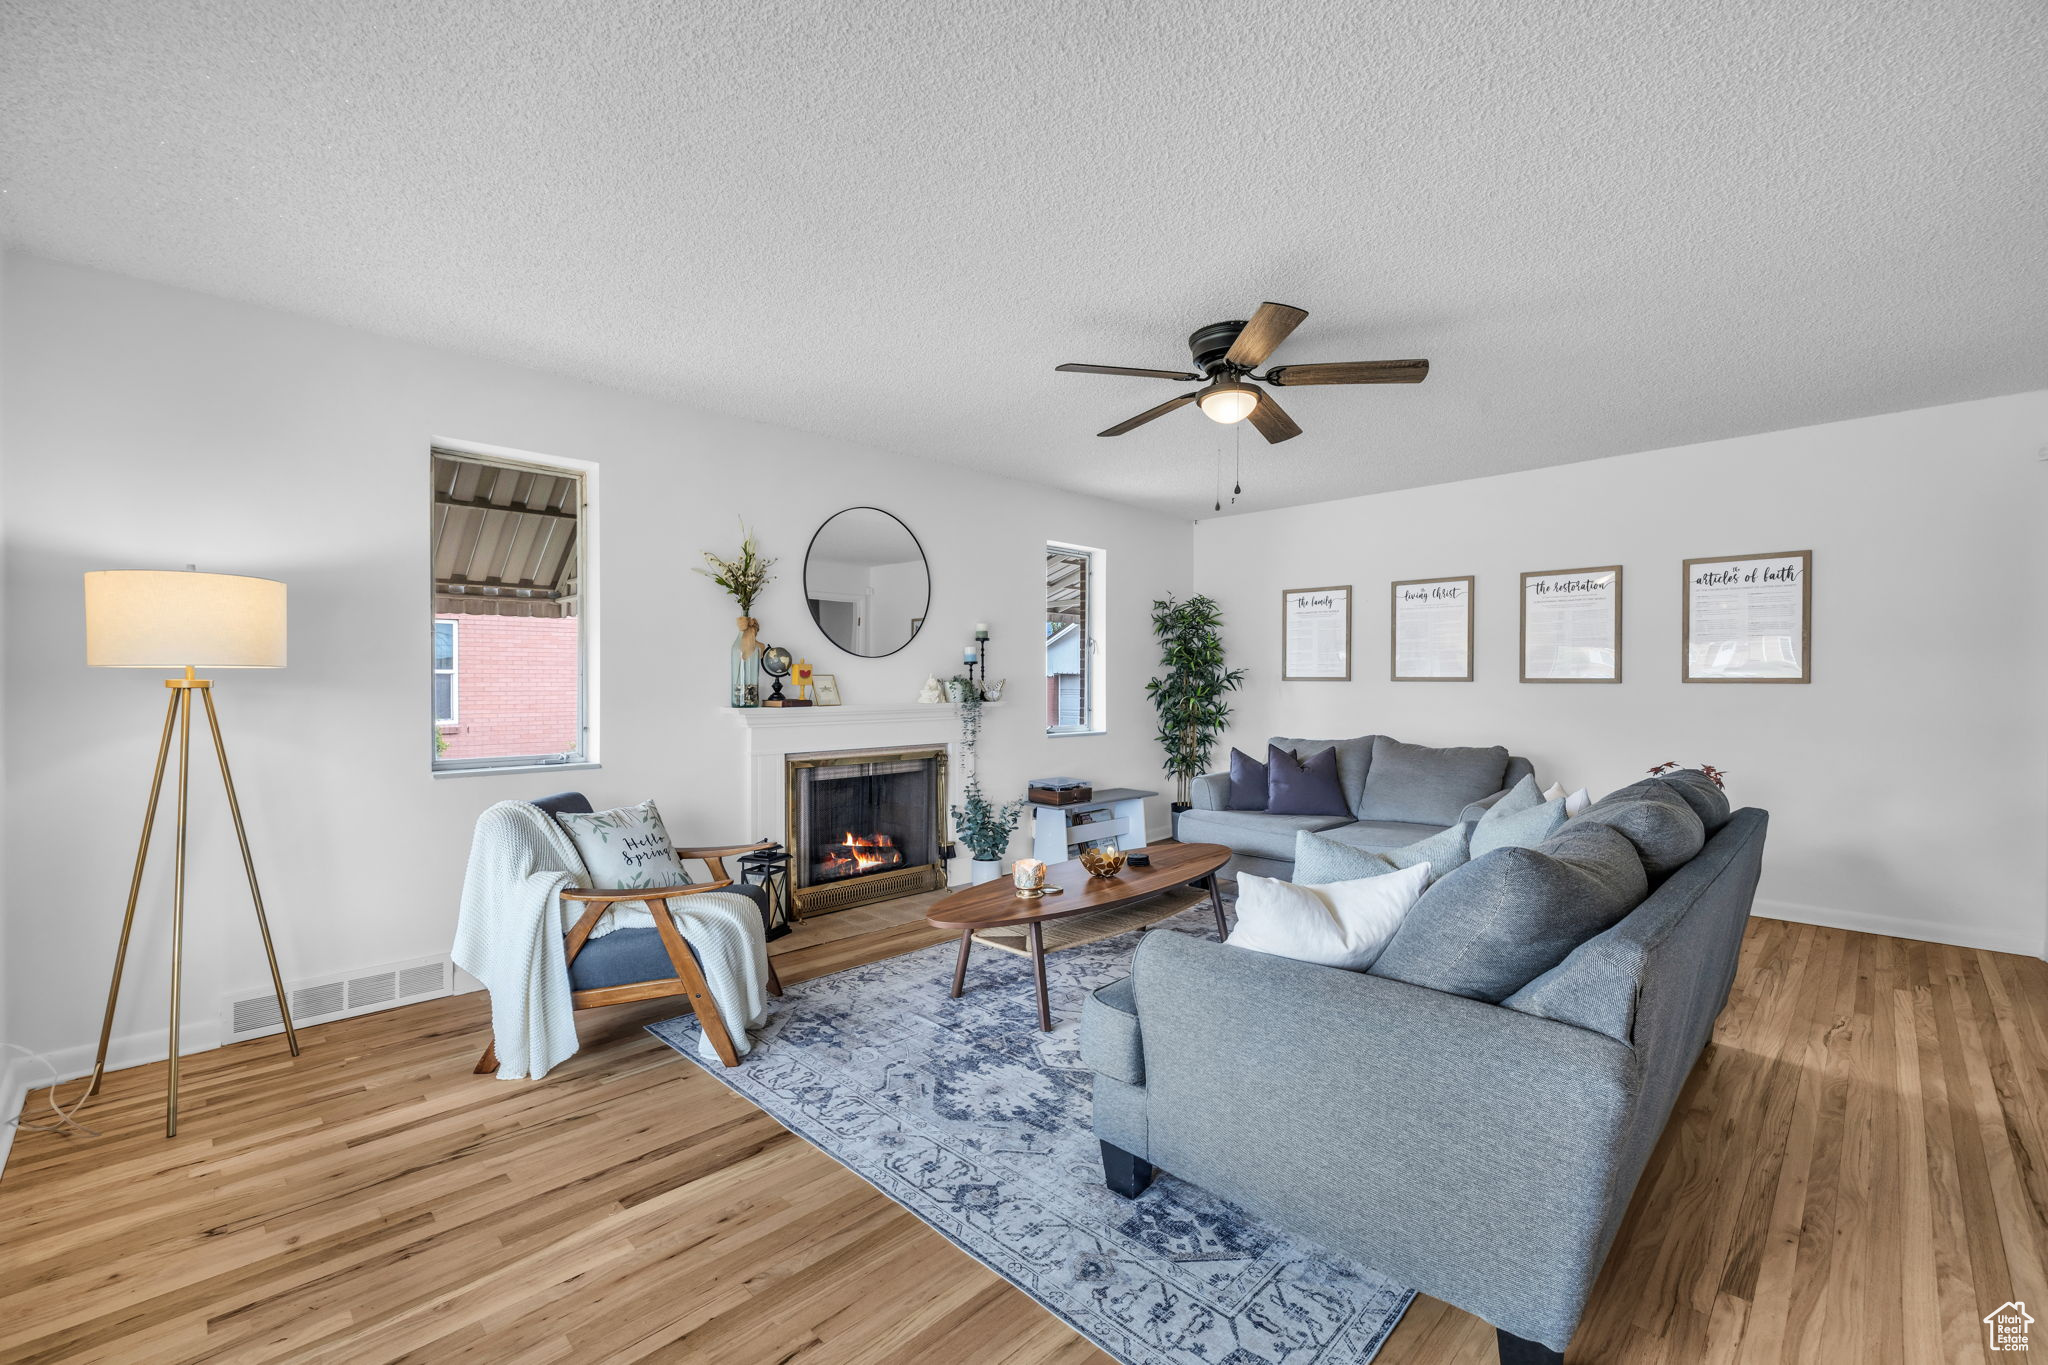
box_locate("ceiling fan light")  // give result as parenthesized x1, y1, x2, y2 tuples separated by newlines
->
(1198, 382, 1260, 424)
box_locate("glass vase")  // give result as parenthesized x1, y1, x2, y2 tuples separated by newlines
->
(731, 615, 762, 707)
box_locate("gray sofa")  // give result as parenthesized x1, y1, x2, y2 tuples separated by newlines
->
(1178, 734, 1535, 880)
(1083, 776, 1767, 1364)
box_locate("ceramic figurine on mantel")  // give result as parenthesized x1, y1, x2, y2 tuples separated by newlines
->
(917, 675, 947, 704)
(695, 521, 775, 707)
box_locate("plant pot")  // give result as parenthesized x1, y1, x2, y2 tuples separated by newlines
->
(970, 858, 1004, 886)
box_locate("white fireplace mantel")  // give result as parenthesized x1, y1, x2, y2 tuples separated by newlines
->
(728, 702, 1001, 887)
(729, 701, 1000, 730)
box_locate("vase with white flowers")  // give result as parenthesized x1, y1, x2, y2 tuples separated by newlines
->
(696, 522, 776, 707)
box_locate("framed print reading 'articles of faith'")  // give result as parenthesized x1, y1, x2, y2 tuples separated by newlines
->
(1282, 585, 1351, 680)
(1521, 566, 1622, 683)
(1682, 550, 1811, 683)
(1391, 576, 1474, 681)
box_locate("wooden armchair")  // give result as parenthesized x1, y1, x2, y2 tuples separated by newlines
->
(473, 792, 784, 1074)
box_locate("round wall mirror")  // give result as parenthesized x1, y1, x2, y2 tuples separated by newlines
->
(803, 507, 931, 657)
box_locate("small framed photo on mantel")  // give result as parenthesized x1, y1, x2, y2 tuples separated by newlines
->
(1682, 550, 1811, 683)
(1521, 566, 1622, 683)
(1281, 585, 1351, 681)
(1391, 576, 1474, 681)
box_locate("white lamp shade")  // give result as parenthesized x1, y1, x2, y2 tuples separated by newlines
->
(85, 570, 287, 669)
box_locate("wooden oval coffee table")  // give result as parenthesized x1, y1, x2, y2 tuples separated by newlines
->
(926, 841, 1231, 1031)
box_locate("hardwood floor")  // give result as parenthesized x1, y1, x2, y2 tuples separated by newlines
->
(2, 904, 2042, 1363)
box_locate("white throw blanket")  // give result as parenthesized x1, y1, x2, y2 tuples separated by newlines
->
(452, 800, 771, 1076)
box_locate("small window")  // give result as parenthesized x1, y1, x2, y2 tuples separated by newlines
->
(432, 448, 589, 772)
(1046, 542, 1105, 735)
(432, 621, 458, 723)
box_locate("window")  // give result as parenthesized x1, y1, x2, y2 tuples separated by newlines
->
(1046, 542, 1105, 735)
(432, 621, 458, 723)
(431, 447, 590, 772)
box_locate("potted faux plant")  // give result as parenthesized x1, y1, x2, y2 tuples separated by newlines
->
(1145, 593, 1247, 810)
(695, 522, 775, 707)
(951, 777, 1024, 884)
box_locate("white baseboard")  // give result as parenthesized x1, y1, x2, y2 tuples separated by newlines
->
(0, 1023, 222, 1180)
(1753, 897, 2045, 959)
(0, 1054, 28, 1177)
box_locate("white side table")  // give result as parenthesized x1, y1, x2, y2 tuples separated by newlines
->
(1029, 787, 1157, 866)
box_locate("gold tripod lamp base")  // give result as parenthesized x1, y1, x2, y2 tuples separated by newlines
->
(82, 570, 299, 1138)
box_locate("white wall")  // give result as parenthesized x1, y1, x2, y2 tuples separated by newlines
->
(0, 247, 16, 1169)
(1195, 392, 2048, 958)
(0, 255, 1192, 1083)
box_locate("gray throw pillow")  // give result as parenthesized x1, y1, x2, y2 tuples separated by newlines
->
(1470, 782, 1568, 857)
(1354, 736, 1510, 826)
(1368, 822, 1649, 1002)
(1575, 786, 1705, 878)
(1292, 828, 1395, 885)
(1381, 821, 1473, 882)
(1654, 769, 1732, 833)
(1294, 822, 1472, 887)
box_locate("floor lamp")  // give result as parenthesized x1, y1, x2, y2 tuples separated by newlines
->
(82, 569, 300, 1137)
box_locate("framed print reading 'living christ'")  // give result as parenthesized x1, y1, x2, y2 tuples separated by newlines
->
(1282, 585, 1351, 680)
(1521, 566, 1622, 683)
(1682, 550, 1810, 683)
(1391, 576, 1474, 681)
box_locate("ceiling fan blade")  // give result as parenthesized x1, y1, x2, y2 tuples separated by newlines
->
(1098, 392, 1198, 437)
(1246, 389, 1302, 444)
(1056, 362, 1201, 380)
(1265, 359, 1430, 386)
(1223, 302, 1308, 369)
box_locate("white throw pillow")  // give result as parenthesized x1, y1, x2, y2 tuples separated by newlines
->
(1225, 863, 1432, 971)
(554, 800, 691, 911)
(1566, 787, 1592, 817)
(1543, 781, 1567, 803)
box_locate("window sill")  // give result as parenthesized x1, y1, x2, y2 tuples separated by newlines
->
(433, 761, 603, 780)
(1045, 728, 1108, 739)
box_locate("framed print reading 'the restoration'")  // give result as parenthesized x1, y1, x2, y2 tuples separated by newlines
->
(1521, 566, 1621, 682)
(1682, 550, 1810, 682)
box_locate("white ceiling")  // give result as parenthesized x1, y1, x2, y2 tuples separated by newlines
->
(4, 2, 2044, 518)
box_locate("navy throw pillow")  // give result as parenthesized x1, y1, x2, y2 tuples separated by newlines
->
(1265, 743, 1350, 817)
(1226, 747, 1270, 810)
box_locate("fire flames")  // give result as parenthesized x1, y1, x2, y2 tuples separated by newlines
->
(817, 831, 902, 879)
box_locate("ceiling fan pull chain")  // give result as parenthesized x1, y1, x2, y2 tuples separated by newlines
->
(1233, 421, 1242, 501)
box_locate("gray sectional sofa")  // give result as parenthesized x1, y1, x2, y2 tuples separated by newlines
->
(1084, 770, 1766, 1365)
(1178, 734, 1535, 880)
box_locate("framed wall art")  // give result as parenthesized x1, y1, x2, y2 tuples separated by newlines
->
(1521, 566, 1622, 683)
(1391, 576, 1474, 681)
(1281, 585, 1352, 681)
(1682, 550, 1811, 682)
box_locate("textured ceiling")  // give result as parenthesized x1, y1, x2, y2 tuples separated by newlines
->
(4, 1, 2044, 517)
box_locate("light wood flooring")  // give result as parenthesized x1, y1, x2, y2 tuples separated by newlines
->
(1, 896, 2043, 1363)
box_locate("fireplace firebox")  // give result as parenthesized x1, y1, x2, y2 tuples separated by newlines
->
(785, 746, 949, 916)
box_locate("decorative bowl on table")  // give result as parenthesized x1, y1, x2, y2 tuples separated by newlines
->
(1077, 844, 1127, 879)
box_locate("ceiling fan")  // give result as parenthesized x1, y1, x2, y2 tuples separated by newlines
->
(1055, 302, 1428, 443)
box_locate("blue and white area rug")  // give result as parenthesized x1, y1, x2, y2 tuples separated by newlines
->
(648, 899, 1415, 1365)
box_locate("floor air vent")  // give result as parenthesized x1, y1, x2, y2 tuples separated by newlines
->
(221, 954, 455, 1040)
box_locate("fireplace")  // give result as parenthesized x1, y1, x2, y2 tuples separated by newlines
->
(785, 746, 949, 915)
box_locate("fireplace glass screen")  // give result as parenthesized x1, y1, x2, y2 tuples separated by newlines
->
(793, 756, 941, 887)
